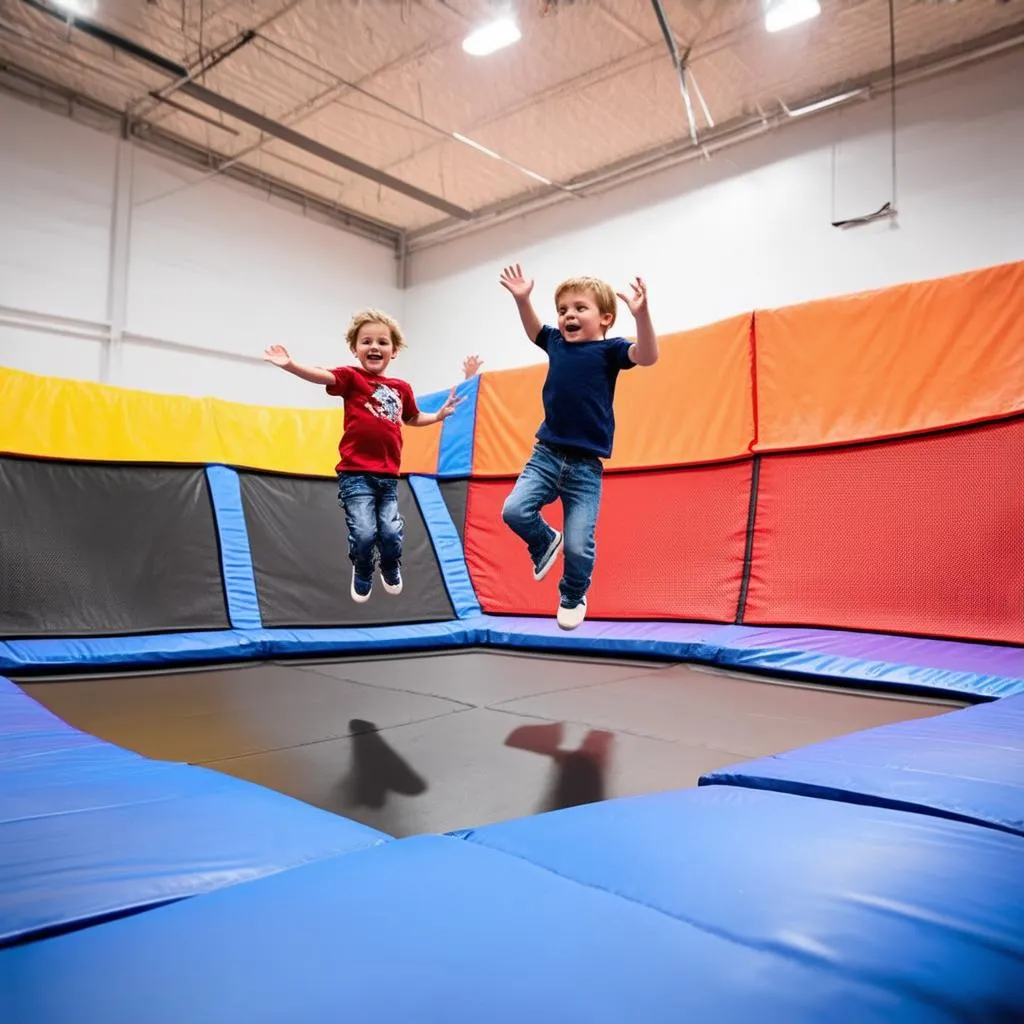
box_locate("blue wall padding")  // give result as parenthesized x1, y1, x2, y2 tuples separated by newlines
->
(0, 681, 389, 946)
(5, 817, 1024, 1023)
(408, 475, 481, 618)
(204, 465, 262, 629)
(437, 373, 479, 478)
(700, 693, 1024, 836)
(454, 786, 1024, 1020)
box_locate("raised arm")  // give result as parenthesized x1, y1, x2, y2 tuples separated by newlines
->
(407, 386, 464, 427)
(499, 263, 542, 343)
(262, 344, 335, 386)
(618, 278, 659, 367)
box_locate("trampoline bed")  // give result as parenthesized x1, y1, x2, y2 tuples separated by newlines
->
(17, 649, 957, 838)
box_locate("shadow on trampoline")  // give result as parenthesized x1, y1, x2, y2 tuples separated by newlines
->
(505, 722, 614, 813)
(340, 718, 429, 810)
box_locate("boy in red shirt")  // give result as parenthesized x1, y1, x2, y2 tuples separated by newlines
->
(264, 308, 461, 603)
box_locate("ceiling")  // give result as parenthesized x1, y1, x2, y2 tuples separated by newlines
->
(1, 0, 1022, 251)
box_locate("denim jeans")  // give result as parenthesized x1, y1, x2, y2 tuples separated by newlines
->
(338, 474, 403, 579)
(502, 442, 603, 606)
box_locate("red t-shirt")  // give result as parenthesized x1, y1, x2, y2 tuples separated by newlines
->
(326, 366, 419, 475)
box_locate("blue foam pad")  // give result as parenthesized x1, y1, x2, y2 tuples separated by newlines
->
(408, 475, 480, 618)
(0, 710, 389, 945)
(4, 831, 1016, 1023)
(700, 693, 1024, 836)
(455, 786, 1024, 1020)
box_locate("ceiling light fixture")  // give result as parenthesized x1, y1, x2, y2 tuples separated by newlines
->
(763, 0, 821, 33)
(462, 16, 522, 57)
(784, 87, 868, 117)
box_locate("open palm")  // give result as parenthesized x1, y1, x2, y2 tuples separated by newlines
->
(616, 277, 648, 317)
(263, 344, 292, 366)
(500, 264, 534, 299)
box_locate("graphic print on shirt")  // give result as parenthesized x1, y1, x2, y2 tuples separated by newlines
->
(365, 383, 403, 424)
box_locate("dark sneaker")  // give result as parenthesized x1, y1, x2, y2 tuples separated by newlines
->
(351, 567, 373, 603)
(380, 564, 403, 596)
(556, 595, 587, 631)
(532, 530, 563, 581)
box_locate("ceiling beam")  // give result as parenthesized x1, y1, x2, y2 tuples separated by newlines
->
(20, 0, 474, 221)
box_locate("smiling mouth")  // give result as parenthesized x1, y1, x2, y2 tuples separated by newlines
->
(564, 324, 580, 334)
(366, 352, 383, 362)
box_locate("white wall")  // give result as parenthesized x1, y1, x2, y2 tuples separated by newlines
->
(401, 47, 1024, 392)
(0, 90, 402, 407)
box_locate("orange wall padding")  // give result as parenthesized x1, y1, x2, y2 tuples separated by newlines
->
(754, 260, 1024, 452)
(472, 315, 755, 476)
(464, 461, 752, 620)
(0, 366, 439, 477)
(743, 418, 1024, 644)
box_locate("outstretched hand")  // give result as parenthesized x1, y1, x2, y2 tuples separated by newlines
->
(436, 386, 465, 420)
(499, 263, 534, 300)
(616, 277, 649, 318)
(462, 353, 484, 379)
(263, 344, 292, 367)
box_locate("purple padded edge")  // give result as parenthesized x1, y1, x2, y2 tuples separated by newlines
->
(722, 626, 1024, 677)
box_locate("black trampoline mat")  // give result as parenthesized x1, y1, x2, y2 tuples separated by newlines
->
(0, 458, 228, 637)
(239, 472, 454, 628)
(20, 651, 958, 838)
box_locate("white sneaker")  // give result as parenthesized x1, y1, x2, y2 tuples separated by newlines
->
(556, 595, 587, 631)
(380, 564, 403, 596)
(533, 530, 563, 581)
(351, 567, 372, 604)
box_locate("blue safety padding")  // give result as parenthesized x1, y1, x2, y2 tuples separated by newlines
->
(204, 465, 262, 629)
(700, 693, 1024, 836)
(712, 624, 1024, 700)
(3, 616, 1019, 702)
(481, 614, 731, 662)
(437, 374, 479, 478)
(0, 734, 389, 946)
(0, 620, 484, 672)
(6, 828, 1017, 1024)
(0, 686, 106, 759)
(454, 786, 1024, 1020)
(408, 475, 481, 618)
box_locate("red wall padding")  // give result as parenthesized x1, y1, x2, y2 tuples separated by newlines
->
(465, 461, 752, 621)
(744, 418, 1024, 643)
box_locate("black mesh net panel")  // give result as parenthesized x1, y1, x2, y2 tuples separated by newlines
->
(240, 472, 455, 628)
(0, 458, 229, 638)
(439, 479, 468, 546)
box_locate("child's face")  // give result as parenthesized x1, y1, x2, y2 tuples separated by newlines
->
(556, 289, 613, 342)
(353, 321, 396, 375)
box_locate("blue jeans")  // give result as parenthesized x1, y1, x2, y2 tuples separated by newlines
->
(338, 474, 403, 578)
(502, 442, 603, 606)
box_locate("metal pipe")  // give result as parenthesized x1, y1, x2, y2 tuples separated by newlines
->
(19, 0, 474, 221)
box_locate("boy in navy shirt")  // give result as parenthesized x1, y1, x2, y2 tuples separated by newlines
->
(499, 264, 659, 630)
(264, 309, 460, 604)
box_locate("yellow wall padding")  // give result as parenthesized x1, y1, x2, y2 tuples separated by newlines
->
(0, 367, 440, 477)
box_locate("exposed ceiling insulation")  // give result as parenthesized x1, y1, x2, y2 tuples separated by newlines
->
(1, 0, 1022, 251)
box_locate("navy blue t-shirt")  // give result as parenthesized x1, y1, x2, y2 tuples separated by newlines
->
(534, 325, 636, 459)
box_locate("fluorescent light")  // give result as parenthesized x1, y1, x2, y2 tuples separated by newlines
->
(53, 0, 96, 14)
(764, 0, 821, 33)
(785, 88, 868, 117)
(462, 16, 521, 57)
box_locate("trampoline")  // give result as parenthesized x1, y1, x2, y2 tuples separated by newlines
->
(17, 650, 957, 838)
(2, 260, 1023, 1021)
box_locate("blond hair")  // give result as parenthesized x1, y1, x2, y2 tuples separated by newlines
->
(346, 308, 406, 353)
(555, 276, 617, 327)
